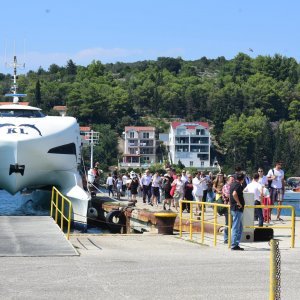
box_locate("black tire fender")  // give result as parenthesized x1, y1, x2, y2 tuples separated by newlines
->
(105, 210, 125, 233)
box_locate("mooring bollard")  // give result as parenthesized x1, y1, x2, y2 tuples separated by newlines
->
(154, 212, 177, 235)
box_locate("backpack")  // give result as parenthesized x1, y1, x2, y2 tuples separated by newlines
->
(267, 169, 274, 189)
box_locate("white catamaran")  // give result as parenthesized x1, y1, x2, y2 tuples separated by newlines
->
(0, 56, 90, 229)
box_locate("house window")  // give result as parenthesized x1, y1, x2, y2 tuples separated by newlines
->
(190, 161, 193, 167)
(129, 132, 134, 138)
(143, 132, 150, 139)
(201, 161, 204, 167)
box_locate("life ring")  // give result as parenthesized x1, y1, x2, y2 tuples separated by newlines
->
(105, 210, 125, 233)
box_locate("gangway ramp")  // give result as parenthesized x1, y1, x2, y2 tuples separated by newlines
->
(0, 216, 78, 257)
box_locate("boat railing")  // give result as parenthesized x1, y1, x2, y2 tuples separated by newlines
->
(50, 186, 72, 240)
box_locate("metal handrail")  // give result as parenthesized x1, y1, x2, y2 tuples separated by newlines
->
(179, 200, 231, 248)
(50, 186, 72, 240)
(244, 205, 295, 248)
(179, 202, 295, 249)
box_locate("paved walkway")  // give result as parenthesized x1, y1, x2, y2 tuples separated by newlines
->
(1, 232, 299, 299)
(0, 216, 77, 257)
(0, 191, 297, 299)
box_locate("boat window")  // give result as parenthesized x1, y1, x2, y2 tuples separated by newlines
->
(48, 143, 77, 155)
(0, 109, 45, 118)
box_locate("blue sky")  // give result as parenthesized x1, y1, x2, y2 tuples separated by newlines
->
(0, 0, 299, 73)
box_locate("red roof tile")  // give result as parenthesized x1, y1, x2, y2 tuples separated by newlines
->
(125, 126, 155, 132)
(80, 126, 91, 131)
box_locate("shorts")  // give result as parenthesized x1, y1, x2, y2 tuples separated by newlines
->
(192, 191, 203, 201)
(173, 191, 183, 203)
(152, 187, 160, 197)
(270, 188, 283, 203)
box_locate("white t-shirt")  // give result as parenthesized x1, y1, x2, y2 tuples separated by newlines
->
(122, 175, 128, 185)
(174, 179, 184, 193)
(200, 176, 209, 190)
(152, 176, 161, 188)
(244, 181, 262, 201)
(181, 175, 188, 183)
(192, 177, 203, 196)
(258, 175, 268, 186)
(106, 176, 114, 185)
(267, 168, 284, 189)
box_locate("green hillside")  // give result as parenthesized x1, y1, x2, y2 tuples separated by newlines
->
(1, 53, 299, 175)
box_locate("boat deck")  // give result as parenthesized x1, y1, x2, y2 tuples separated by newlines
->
(0, 216, 78, 257)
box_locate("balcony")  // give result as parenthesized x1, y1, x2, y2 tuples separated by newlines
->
(176, 152, 191, 159)
(119, 162, 141, 168)
(190, 137, 209, 144)
(128, 143, 138, 147)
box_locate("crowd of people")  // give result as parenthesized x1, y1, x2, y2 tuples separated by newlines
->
(106, 168, 216, 210)
(105, 161, 285, 251)
(223, 161, 285, 251)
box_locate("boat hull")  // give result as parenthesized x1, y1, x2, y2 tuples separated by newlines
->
(0, 115, 90, 229)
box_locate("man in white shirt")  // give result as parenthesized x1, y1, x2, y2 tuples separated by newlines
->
(140, 169, 152, 204)
(122, 173, 128, 196)
(244, 173, 264, 226)
(192, 172, 203, 215)
(106, 173, 115, 197)
(267, 161, 285, 221)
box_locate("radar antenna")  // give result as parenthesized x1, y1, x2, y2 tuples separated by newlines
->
(4, 56, 27, 104)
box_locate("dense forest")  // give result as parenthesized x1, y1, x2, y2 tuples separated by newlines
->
(0, 53, 299, 176)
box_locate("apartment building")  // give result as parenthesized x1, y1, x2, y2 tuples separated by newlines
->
(120, 126, 156, 168)
(168, 121, 210, 168)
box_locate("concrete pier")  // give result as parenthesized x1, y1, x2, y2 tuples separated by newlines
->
(0, 216, 77, 257)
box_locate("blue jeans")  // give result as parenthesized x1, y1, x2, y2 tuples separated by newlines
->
(224, 210, 228, 242)
(254, 200, 264, 227)
(207, 191, 215, 203)
(231, 210, 243, 248)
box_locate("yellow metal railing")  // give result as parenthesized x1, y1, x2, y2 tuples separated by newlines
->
(50, 186, 72, 240)
(244, 205, 295, 248)
(179, 200, 231, 248)
(179, 202, 295, 249)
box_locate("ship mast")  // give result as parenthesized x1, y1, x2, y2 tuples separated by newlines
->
(5, 55, 27, 104)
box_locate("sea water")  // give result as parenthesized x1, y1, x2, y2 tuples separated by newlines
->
(278, 199, 300, 217)
(0, 189, 49, 216)
(0, 190, 107, 233)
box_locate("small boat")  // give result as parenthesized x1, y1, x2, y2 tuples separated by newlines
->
(0, 56, 90, 229)
(284, 177, 300, 201)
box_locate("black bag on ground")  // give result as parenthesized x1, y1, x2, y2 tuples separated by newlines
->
(254, 228, 274, 241)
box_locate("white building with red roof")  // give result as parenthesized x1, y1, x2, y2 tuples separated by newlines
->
(120, 126, 156, 168)
(169, 121, 211, 168)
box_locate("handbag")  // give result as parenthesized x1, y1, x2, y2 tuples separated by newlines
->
(170, 185, 176, 197)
